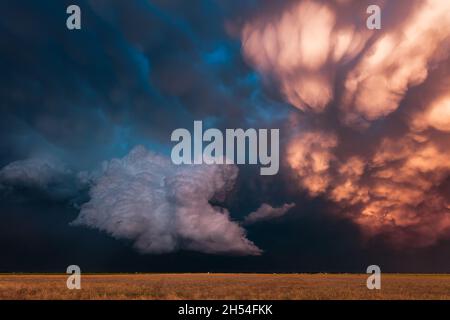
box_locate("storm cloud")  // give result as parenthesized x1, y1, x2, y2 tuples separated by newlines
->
(1, 0, 450, 272)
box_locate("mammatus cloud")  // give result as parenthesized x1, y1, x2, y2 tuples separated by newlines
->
(342, 0, 450, 127)
(72, 146, 262, 255)
(241, 0, 450, 247)
(244, 203, 295, 224)
(241, 0, 370, 113)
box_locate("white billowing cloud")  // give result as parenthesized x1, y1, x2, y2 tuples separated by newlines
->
(0, 157, 71, 189)
(244, 203, 295, 224)
(72, 145, 262, 255)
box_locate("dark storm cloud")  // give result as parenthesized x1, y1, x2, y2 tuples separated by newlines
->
(0, 0, 292, 258)
(0, 0, 282, 169)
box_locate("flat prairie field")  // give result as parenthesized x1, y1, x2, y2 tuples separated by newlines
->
(0, 273, 450, 300)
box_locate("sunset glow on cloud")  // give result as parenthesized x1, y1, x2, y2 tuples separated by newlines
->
(241, 0, 450, 247)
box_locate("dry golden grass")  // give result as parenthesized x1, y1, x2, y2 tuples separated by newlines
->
(1, 273, 450, 300)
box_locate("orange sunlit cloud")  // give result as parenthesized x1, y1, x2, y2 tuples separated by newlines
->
(241, 0, 450, 247)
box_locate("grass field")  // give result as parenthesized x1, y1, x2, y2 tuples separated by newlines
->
(1, 273, 450, 300)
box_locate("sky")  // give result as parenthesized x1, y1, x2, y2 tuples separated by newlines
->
(1, 0, 450, 273)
